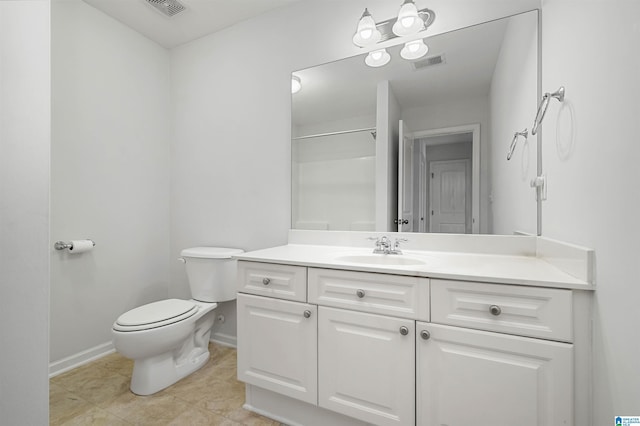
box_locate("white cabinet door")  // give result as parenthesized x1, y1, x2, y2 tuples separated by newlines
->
(237, 293, 317, 405)
(318, 307, 415, 426)
(416, 323, 573, 426)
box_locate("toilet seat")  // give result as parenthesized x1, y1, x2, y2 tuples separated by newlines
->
(113, 299, 197, 332)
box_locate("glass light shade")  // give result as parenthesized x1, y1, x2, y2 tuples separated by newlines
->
(365, 49, 391, 68)
(392, 0, 424, 36)
(291, 75, 301, 94)
(352, 8, 382, 47)
(400, 39, 429, 60)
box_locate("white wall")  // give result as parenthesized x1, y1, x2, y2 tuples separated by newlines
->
(490, 12, 539, 235)
(540, 0, 640, 421)
(0, 0, 50, 423)
(50, 0, 171, 363)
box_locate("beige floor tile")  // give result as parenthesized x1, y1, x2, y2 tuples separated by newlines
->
(58, 406, 132, 425)
(197, 385, 246, 418)
(103, 391, 191, 425)
(167, 406, 238, 425)
(49, 383, 94, 425)
(96, 352, 135, 376)
(53, 364, 131, 407)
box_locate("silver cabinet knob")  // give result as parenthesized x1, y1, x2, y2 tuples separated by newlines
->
(489, 305, 502, 316)
(356, 289, 365, 298)
(303, 310, 311, 318)
(420, 330, 431, 340)
(262, 278, 271, 286)
(399, 326, 409, 336)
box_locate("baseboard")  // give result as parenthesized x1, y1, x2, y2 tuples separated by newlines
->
(210, 331, 237, 348)
(49, 341, 115, 378)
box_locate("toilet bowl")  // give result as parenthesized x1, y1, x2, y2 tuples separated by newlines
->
(112, 246, 243, 395)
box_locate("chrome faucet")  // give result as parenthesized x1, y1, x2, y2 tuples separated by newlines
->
(368, 236, 408, 255)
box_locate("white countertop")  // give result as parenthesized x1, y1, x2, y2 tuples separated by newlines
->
(235, 243, 595, 290)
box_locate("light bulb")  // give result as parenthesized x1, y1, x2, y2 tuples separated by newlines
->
(360, 28, 373, 40)
(365, 49, 391, 68)
(392, 0, 424, 36)
(400, 39, 428, 60)
(291, 75, 301, 94)
(353, 8, 382, 47)
(401, 16, 416, 29)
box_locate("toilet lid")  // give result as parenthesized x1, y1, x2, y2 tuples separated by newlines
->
(181, 247, 244, 259)
(113, 299, 197, 332)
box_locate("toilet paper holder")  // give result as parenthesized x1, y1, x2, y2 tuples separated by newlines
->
(54, 239, 96, 251)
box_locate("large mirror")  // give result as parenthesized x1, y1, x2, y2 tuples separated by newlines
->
(292, 11, 539, 235)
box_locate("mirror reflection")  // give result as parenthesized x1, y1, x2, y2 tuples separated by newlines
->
(292, 11, 538, 234)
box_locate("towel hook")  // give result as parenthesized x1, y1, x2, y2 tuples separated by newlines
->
(531, 86, 565, 135)
(507, 128, 528, 160)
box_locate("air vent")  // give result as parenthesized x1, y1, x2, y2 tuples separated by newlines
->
(145, 0, 186, 17)
(412, 54, 446, 71)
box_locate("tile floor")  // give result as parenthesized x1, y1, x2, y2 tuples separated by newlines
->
(50, 343, 281, 425)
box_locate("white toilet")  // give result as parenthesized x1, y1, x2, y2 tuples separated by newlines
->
(112, 246, 243, 395)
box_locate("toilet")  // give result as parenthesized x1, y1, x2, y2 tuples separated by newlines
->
(112, 246, 243, 395)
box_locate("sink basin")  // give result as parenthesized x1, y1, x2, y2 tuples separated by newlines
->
(333, 253, 428, 266)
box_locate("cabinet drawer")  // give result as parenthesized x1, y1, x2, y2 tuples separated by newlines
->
(237, 261, 307, 302)
(431, 279, 573, 342)
(308, 268, 429, 320)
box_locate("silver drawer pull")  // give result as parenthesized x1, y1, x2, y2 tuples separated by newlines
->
(356, 289, 366, 298)
(420, 330, 431, 340)
(303, 310, 311, 318)
(399, 326, 409, 336)
(489, 305, 502, 316)
(262, 278, 271, 286)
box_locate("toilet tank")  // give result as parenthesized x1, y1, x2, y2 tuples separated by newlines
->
(180, 247, 244, 302)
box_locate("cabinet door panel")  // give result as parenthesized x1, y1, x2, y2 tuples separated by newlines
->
(237, 293, 317, 404)
(416, 323, 573, 426)
(319, 307, 415, 426)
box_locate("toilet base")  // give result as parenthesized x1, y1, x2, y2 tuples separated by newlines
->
(130, 346, 211, 395)
(127, 306, 216, 396)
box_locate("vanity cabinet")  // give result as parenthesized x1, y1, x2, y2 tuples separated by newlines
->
(236, 260, 586, 426)
(318, 307, 415, 426)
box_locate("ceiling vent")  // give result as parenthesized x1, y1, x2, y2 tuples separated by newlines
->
(145, 0, 187, 17)
(412, 54, 446, 71)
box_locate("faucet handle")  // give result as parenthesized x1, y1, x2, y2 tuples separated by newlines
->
(394, 237, 408, 246)
(393, 238, 408, 254)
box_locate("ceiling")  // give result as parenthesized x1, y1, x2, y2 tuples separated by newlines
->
(82, 0, 303, 49)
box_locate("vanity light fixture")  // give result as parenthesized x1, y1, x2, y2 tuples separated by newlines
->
(352, 8, 382, 47)
(353, 1, 435, 68)
(392, 0, 424, 36)
(365, 49, 391, 67)
(291, 75, 301, 94)
(400, 38, 429, 60)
